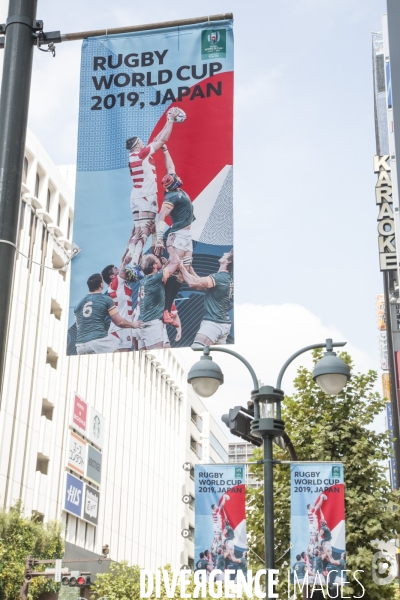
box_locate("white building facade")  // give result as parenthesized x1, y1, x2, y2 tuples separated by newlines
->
(0, 130, 229, 575)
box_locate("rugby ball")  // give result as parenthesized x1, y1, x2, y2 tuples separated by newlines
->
(168, 107, 186, 123)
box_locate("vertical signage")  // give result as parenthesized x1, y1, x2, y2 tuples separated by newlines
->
(67, 431, 87, 476)
(72, 393, 88, 435)
(377, 294, 386, 330)
(290, 463, 346, 586)
(87, 406, 105, 449)
(386, 400, 397, 490)
(194, 465, 247, 575)
(83, 483, 100, 526)
(374, 155, 397, 271)
(86, 444, 102, 485)
(68, 18, 234, 354)
(64, 473, 84, 518)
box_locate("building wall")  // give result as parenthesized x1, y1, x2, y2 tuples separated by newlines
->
(0, 129, 231, 574)
(0, 130, 185, 571)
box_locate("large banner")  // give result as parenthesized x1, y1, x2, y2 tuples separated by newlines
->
(68, 20, 234, 355)
(194, 465, 247, 579)
(290, 463, 346, 586)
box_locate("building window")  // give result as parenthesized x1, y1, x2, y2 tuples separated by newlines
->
(57, 202, 61, 226)
(46, 189, 51, 212)
(191, 409, 203, 431)
(22, 157, 28, 184)
(35, 173, 40, 198)
(36, 454, 49, 475)
(210, 432, 228, 463)
(188, 557, 194, 571)
(190, 436, 202, 459)
(67, 216, 72, 239)
(190, 467, 194, 481)
(189, 526, 195, 541)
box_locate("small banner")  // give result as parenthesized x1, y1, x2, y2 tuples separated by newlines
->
(290, 463, 346, 586)
(68, 18, 234, 355)
(194, 465, 247, 577)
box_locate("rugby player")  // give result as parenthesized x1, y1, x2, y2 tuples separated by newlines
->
(163, 303, 182, 348)
(211, 494, 229, 548)
(307, 493, 327, 545)
(292, 554, 308, 584)
(154, 144, 195, 324)
(214, 548, 226, 581)
(319, 520, 335, 564)
(231, 551, 248, 579)
(135, 254, 171, 350)
(223, 521, 235, 553)
(102, 257, 139, 352)
(179, 251, 233, 346)
(125, 107, 182, 278)
(74, 273, 142, 355)
(195, 552, 211, 581)
(312, 549, 325, 584)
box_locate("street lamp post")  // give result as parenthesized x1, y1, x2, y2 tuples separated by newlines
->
(187, 338, 350, 592)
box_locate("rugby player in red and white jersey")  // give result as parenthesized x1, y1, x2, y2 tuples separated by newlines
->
(125, 106, 182, 279)
(307, 494, 327, 546)
(101, 258, 143, 351)
(211, 494, 230, 547)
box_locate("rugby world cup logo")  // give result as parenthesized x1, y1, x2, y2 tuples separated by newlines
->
(208, 31, 220, 44)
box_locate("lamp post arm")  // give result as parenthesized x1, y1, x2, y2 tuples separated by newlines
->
(192, 345, 259, 391)
(276, 339, 347, 390)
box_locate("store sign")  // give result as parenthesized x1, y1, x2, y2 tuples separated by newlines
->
(67, 431, 87, 476)
(379, 331, 389, 371)
(375, 155, 397, 271)
(83, 483, 100, 526)
(64, 473, 83, 518)
(377, 294, 386, 331)
(86, 444, 102, 485)
(72, 393, 87, 435)
(87, 406, 104, 449)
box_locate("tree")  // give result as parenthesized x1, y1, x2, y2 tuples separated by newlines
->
(90, 561, 141, 600)
(0, 500, 64, 600)
(91, 562, 239, 600)
(246, 351, 400, 599)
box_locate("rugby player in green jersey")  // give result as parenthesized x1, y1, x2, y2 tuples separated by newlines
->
(292, 554, 309, 584)
(74, 273, 143, 355)
(135, 254, 171, 350)
(179, 250, 233, 346)
(231, 551, 248, 579)
(154, 144, 195, 326)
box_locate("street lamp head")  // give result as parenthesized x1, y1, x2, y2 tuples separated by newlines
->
(187, 351, 224, 398)
(312, 349, 350, 395)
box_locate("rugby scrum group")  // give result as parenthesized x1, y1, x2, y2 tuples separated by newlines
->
(196, 494, 247, 582)
(292, 494, 347, 587)
(74, 107, 233, 354)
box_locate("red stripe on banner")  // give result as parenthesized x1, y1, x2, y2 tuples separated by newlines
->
(218, 483, 246, 531)
(150, 71, 233, 212)
(315, 483, 345, 532)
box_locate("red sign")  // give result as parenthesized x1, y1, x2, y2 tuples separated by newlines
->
(73, 394, 87, 433)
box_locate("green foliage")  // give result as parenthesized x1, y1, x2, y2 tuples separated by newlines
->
(91, 563, 249, 600)
(0, 500, 64, 600)
(246, 351, 400, 599)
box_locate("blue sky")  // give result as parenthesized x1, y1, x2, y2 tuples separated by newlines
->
(26, 0, 388, 418)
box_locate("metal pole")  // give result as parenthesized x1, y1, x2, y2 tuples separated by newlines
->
(0, 0, 37, 402)
(384, 272, 400, 488)
(60, 13, 233, 42)
(263, 434, 274, 597)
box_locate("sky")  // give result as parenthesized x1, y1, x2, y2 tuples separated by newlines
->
(19, 0, 389, 426)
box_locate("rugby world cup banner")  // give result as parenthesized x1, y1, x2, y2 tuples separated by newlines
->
(68, 20, 234, 355)
(194, 465, 247, 577)
(290, 463, 346, 587)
